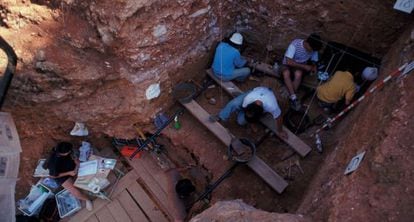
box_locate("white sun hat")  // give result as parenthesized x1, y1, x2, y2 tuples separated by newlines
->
(230, 33, 243, 45)
(362, 67, 378, 81)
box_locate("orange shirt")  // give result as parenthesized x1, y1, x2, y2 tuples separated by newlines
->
(317, 71, 356, 103)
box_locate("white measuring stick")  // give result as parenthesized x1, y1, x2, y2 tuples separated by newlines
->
(315, 62, 411, 135)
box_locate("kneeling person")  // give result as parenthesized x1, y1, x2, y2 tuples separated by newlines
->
(212, 86, 287, 139)
(316, 70, 357, 112)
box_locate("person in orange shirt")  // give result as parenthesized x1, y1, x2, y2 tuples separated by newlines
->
(316, 70, 357, 113)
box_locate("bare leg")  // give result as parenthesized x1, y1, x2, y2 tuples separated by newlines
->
(282, 69, 295, 96)
(62, 178, 90, 201)
(293, 69, 303, 91)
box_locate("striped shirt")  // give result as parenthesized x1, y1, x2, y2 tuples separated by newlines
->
(283, 39, 318, 64)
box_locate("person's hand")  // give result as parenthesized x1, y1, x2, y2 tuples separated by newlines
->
(67, 170, 77, 177)
(277, 130, 288, 140)
(308, 64, 317, 73)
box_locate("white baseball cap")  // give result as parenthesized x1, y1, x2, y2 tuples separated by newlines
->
(230, 33, 243, 45)
(362, 67, 378, 81)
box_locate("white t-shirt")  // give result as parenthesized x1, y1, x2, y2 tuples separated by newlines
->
(283, 39, 318, 64)
(242, 87, 281, 119)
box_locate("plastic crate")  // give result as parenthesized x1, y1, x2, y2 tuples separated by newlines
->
(55, 189, 81, 218)
(18, 182, 53, 216)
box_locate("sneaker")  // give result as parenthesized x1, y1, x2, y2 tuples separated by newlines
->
(209, 115, 220, 122)
(86, 200, 93, 211)
(290, 98, 301, 111)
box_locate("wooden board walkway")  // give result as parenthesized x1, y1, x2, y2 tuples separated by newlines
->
(181, 99, 288, 193)
(68, 163, 172, 222)
(206, 69, 312, 157)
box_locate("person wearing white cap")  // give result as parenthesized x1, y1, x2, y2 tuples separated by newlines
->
(362, 67, 378, 81)
(211, 32, 251, 82)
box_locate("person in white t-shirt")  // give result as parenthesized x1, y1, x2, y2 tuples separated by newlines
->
(210, 86, 287, 139)
(280, 34, 323, 111)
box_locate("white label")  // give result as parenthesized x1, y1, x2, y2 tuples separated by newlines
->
(394, 0, 414, 13)
(145, 83, 161, 100)
(344, 151, 366, 175)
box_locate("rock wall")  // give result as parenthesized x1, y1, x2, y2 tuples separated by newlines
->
(190, 200, 311, 222)
(297, 22, 414, 222)
(230, 0, 413, 61)
(1, 0, 413, 138)
(1, 0, 235, 137)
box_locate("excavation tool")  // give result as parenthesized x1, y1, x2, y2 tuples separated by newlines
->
(128, 108, 184, 159)
(314, 61, 414, 135)
(188, 130, 272, 210)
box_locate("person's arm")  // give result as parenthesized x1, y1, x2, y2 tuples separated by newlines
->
(164, 168, 186, 222)
(345, 87, 356, 105)
(275, 116, 288, 139)
(49, 170, 77, 178)
(286, 58, 315, 72)
(234, 52, 247, 68)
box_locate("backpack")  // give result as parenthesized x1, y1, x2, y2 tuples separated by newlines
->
(38, 198, 60, 222)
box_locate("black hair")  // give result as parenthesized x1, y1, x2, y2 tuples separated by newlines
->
(244, 103, 264, 123)
(56, 142, 73, 154)
(175, 179, 195, 198)
(307, 34, 323, 51)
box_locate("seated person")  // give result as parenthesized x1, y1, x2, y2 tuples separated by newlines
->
(316, 70, 357, 113)
(280, 33, 323, 111)
(44, 142, 93, 211)
(211, 86, 287, 139)
(211, 32, 251, 82)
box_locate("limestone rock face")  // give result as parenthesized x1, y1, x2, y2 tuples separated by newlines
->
(0, 0, 233, 137)
(190, 200, 311, 222)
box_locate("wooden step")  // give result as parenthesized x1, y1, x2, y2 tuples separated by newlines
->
(181, 99, 288, 193)
(206, 69, 312, 157)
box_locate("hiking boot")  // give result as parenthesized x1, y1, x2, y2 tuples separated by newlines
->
(290, 98, 301, 111)
(209, 115, 220, 123)
(86, 200, 93, 211)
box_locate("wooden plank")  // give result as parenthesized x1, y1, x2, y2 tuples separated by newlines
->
(107, 199, 132, 222)
(181, 100, 233, 145)
(95, 206, 116, 222)
(85, 214, 99, 222)
(206, 69, 244, 96)
(68, 170, 139, 222)
(207, 69, 312, 157)
(260, 114, 311, 157)
(128, 159, 172, 220)
(247, 156, 288, 192)
(117, 190, 149, 222)
(127, 181, 168, 222)
(181, 99, 287, 193)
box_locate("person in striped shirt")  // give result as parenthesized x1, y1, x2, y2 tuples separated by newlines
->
(280, 34, 323, 111)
